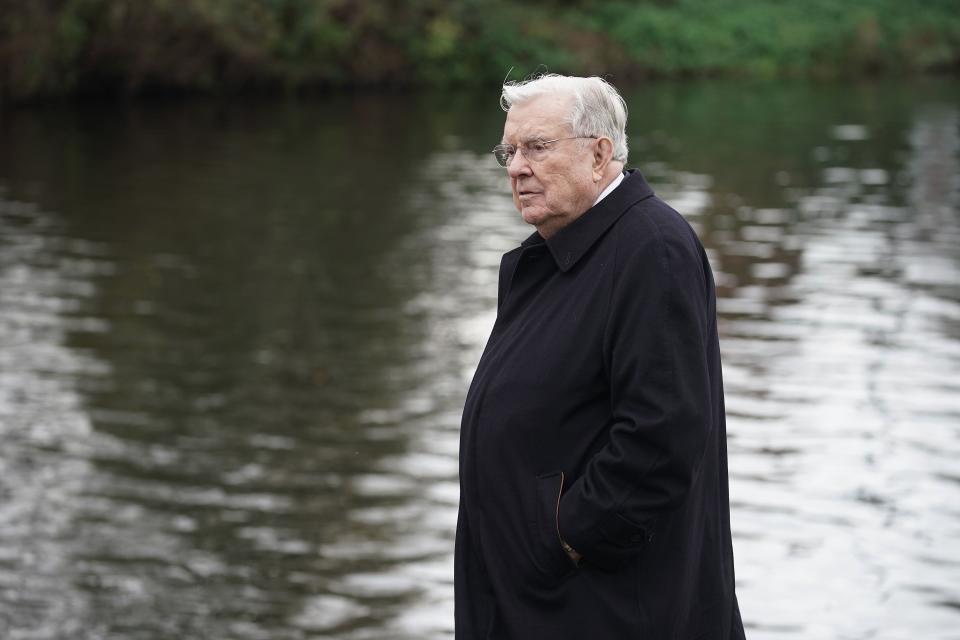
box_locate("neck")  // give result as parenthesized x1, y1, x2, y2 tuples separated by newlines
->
(596, 162, 625, 197)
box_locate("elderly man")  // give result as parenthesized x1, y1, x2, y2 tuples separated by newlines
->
(455, 75, 746, 639)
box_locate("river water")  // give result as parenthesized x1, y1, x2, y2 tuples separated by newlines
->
(1, 79, 958, 639)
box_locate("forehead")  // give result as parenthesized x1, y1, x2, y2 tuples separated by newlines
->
(502, 93, 573, 142)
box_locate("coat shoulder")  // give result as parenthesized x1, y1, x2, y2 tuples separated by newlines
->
(610, 194, 706, 267)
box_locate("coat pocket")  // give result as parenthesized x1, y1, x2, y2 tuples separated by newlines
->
(531, 471, 577, 582)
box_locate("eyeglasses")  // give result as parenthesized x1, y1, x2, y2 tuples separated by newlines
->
(491, 136, 597, 168)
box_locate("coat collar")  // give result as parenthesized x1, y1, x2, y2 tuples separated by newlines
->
(520, 169, 656, 272)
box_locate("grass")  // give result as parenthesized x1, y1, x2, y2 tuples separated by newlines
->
(1, 0, 958, 102)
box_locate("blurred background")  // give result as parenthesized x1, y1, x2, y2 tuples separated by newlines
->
(1, 2, 959, 639)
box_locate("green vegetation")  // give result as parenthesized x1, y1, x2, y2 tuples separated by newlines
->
(2, 0, 958, 101)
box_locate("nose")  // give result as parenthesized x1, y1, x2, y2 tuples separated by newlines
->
(506, 148, 532, 178)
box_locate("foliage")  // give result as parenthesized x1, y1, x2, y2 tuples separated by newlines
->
(0, 0, 958, 101)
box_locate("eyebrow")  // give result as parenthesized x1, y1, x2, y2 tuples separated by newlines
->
(500, 134, 553, 145)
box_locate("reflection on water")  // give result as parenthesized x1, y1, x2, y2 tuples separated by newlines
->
(717, 105, 960, 639)
(1, 81, 959, 639)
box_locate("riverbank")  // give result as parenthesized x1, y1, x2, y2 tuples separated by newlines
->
(2, 0, 958, 102)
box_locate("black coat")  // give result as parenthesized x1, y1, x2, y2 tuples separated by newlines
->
(455, 170, 746, 639)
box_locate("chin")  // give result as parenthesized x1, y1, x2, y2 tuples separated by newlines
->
(520, 204, 545, 226)
(521, 211, 544, 228)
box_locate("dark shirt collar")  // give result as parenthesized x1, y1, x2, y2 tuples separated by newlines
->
(520, 169, 655, 272)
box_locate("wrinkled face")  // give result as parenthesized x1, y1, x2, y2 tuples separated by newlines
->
(502, 94, 598, 238)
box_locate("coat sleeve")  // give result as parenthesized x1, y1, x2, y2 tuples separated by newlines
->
(557, 216, 717, 570)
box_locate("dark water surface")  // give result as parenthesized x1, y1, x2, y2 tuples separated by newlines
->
(1, 80, 959, 639)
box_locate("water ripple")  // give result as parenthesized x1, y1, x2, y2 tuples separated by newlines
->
(1, 86, 958, 639)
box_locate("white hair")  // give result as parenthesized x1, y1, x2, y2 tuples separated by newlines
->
(500, 74, 629, 163)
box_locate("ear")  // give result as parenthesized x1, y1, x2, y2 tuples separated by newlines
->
(592, 137, 615, 182)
